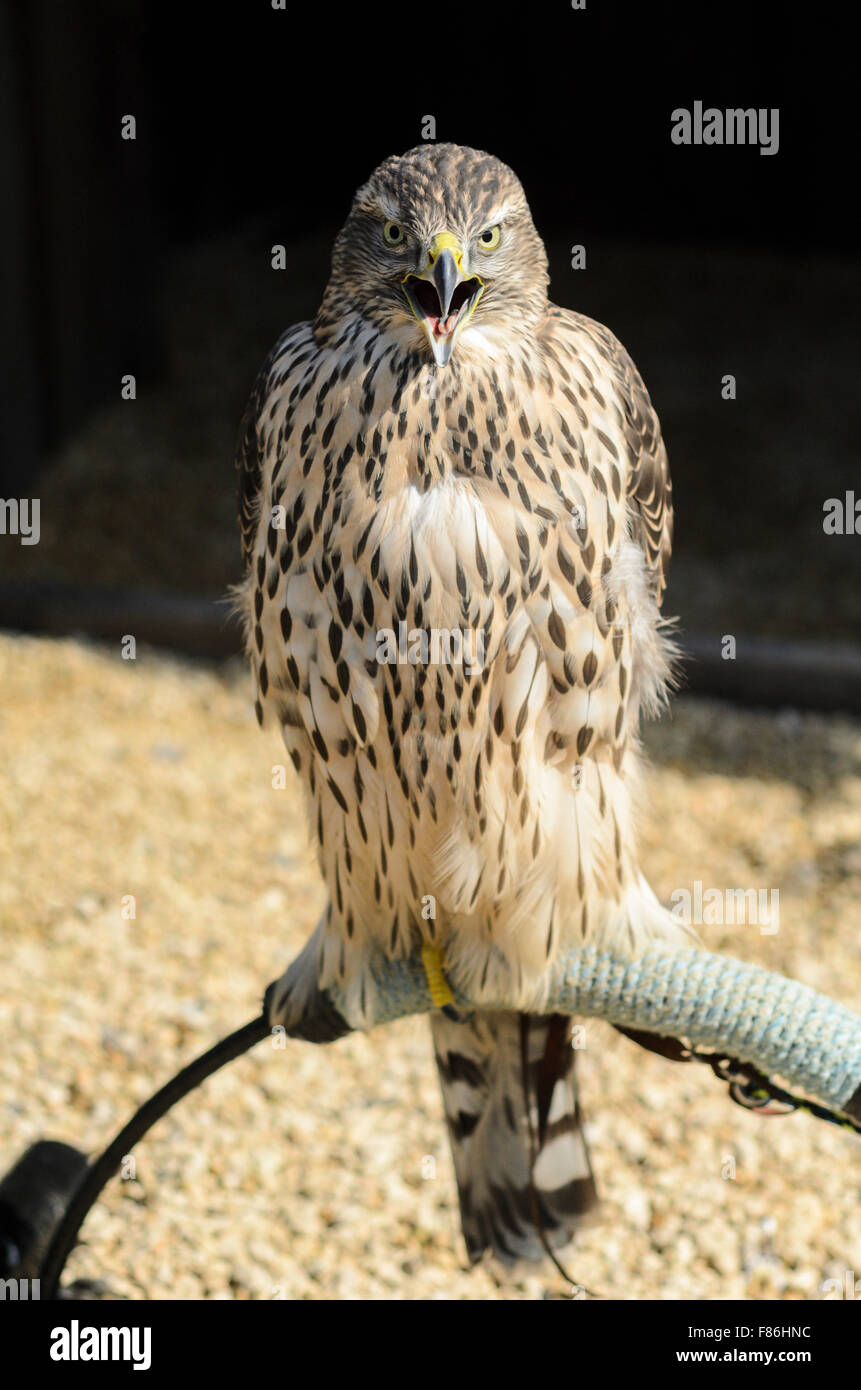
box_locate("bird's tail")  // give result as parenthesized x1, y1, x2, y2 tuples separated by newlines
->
(431, 1010, 599, 1265)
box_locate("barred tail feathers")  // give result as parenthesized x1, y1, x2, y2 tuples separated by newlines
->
(431, 1009, 599, 1265)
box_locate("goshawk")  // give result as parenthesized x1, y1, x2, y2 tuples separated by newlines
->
(235, 143, 689, 1265)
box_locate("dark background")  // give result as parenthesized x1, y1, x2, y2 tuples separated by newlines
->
(1, 0, 858, 666)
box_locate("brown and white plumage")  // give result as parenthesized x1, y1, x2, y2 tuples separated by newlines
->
(235, 143, 691, 1265)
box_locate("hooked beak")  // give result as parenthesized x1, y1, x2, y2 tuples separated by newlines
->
(401, 232, 484, 367)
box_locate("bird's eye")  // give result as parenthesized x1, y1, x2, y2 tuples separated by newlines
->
(383, 221, 406, 247)
(478, 225, 501, 251)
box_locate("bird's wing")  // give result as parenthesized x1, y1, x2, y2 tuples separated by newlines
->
(534, 305, 676, 735)
(477, 305, 676, 775)
(235, 326, 301, 573)
(234, 322, 382, 841)
(545, 305, 673, 604)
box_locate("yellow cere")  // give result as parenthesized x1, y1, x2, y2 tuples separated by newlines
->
(426, 231, 464, 266)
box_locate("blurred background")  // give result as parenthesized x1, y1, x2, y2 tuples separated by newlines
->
(1, 0, 858, 703)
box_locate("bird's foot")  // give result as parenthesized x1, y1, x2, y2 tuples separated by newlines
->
(421, 944, 472, 1023)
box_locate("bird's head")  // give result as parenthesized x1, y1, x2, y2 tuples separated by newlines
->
(318, 143, 550, 366)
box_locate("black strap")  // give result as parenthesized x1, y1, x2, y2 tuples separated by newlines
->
(39, 1014, 268, 1298)
(615, 1024, 861, 1136)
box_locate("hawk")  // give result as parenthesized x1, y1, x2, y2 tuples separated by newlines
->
(235, 143, 691, 1266)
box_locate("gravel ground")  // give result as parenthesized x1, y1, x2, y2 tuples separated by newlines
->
(1, 632, 860, 1301)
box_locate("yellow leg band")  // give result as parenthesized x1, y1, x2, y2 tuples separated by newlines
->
(421, 945, 456, 1010)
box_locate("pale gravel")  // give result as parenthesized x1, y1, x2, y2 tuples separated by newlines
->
(1, 632, 860, 1300)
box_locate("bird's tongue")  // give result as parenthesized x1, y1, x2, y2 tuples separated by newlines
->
(406, 275, 469, 340)
(434, 311, 459, 339)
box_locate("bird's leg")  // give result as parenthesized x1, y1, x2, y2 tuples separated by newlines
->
(420, 944, 472, 1024)
(264, 919, 352, 1044)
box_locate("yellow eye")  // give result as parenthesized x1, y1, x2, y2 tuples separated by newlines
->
(383, 220, 406, 247)
(477, 224, 501, 251)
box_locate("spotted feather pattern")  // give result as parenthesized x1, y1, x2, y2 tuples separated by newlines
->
(236, 144, 692, 1265)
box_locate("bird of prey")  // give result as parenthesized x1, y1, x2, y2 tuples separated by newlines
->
(235, 143, 691, 1266)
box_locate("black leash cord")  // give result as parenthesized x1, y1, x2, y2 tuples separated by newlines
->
(39, 1013, 269, 1299)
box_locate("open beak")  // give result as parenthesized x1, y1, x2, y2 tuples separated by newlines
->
(401, 232, 484, 367)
